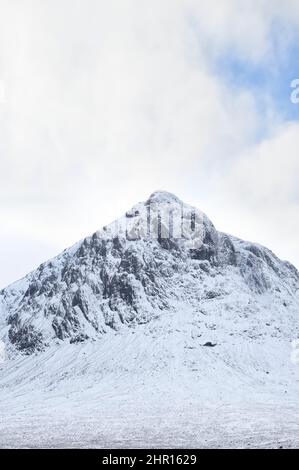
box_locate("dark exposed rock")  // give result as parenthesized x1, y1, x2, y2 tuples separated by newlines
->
(8, 322, 45, 354)
(24, 281, 40, 298)
(158, 237, 180, 252)
(70, 333, 89, 344)
(206, 290, 222, 299)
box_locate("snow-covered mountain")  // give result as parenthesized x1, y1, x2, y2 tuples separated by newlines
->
(1, 191, 299, 448)
(1, 190, 298, 355)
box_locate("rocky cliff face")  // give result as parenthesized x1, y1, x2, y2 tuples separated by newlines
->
(0, 191, 298, 354)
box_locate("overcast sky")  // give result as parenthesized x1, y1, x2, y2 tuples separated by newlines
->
(0, 0, 299, 288)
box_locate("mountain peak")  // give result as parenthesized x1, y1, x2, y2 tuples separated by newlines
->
(146, 191, 182, 205)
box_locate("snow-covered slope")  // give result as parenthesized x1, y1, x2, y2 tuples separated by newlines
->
(0, 191, 299, 448)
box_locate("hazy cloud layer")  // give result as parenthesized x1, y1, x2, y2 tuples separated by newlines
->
(0, 0, 299, 286)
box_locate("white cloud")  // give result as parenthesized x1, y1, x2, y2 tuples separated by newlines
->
(227, 123, 299, 206)
(187, 0, 299, 62)
(201, 123, 299, 268)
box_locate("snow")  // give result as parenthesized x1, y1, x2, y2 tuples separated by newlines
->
(0, 191, 299, 448)
(0, 314, 299, 448)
